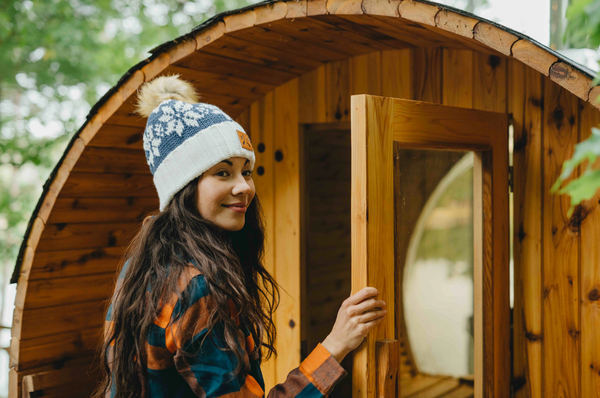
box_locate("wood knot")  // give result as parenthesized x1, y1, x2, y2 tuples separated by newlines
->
(126, 133, 142, 145)
(525, 332, 542, 342)
(550, 63, 570, 80)
(108, 233, 118, 247)
(56, 223, 67, 231)
(568, 329, 580, 339)
(517, 224, 526, 243)
(514, 132, 528, 152)
(529, 97, 543, 108)
(335, 108, 342, 121)
(589, 288, 600, 301)
(552, 108, 564, 128)
(488, 55, 501, 70)
(289, 319, 295, 328)
(568, 205, 589, 233)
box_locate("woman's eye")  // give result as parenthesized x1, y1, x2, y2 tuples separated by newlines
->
(243, 170, 253, 176)
(216, 171, 229, 177)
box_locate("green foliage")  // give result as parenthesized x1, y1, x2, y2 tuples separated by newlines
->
(556, 0, 600, 217)
(551, 127, 600, 217)
(564, 0, 600, 50)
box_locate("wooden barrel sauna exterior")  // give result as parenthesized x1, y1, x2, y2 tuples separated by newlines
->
(9, 1, 600, 397)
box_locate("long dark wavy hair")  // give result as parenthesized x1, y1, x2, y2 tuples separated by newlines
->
(94, 175, 280, 398)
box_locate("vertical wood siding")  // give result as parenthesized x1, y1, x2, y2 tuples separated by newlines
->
(244, 48, 600, 397)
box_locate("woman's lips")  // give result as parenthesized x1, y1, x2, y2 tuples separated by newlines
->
(223, 204, 247, 213)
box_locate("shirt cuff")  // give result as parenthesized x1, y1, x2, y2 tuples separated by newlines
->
(299, 343, 348, 397)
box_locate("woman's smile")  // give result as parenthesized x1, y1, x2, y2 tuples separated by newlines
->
(222, 203, 247, 213)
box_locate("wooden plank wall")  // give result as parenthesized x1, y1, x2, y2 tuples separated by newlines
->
(250, 47, 600, 397)
(243, 79, 302, 392)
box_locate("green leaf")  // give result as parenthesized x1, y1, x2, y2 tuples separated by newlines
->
(552, 127, 600, 193)
(558, 169, 600, 217)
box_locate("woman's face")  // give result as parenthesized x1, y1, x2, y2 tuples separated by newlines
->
(196, 157, 255, 231)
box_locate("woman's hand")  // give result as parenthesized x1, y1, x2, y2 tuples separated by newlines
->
(321, 287, 387, 363)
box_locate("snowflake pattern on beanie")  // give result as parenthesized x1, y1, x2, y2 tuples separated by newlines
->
(143, 99, 232, 174)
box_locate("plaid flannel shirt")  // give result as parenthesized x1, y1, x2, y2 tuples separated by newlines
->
(104, 259, 347, 398)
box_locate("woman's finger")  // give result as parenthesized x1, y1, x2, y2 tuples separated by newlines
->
(356, 309, 387, 324)
(353, 298, 386, 314)
(345, 287, 379, 307)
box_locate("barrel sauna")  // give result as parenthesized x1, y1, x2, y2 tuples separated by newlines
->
(9, 1, 600, 397)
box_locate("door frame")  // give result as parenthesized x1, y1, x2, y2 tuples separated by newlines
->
(350, 95, 509, 398)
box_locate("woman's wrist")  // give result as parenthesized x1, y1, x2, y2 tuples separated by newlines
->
(321, 336, 348, 364)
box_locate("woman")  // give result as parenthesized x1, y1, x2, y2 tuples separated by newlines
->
(96, 75, 387, 398)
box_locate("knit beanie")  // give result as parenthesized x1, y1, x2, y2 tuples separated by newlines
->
(135, 75, 255, 211)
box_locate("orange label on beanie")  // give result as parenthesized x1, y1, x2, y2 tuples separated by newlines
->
(237, 130, 253, 151)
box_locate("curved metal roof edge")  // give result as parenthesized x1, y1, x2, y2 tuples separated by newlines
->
(10, 0, 598, 284)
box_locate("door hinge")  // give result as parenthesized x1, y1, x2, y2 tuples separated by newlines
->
(509, 165, 514, 193)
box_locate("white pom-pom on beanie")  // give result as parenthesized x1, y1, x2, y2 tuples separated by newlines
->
(135, 75, 255, 211)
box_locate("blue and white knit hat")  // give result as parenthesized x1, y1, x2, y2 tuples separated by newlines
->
(135, 75, 255, 211)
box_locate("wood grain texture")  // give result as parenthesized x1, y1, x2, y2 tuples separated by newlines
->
(376, 339, 399, 397)
(162, 64, 275, 101)
(36, 222, 139, 252)
(588, 85, 600, 111)
(176, 50, 297, 87)
(472, 52, 507, 112)
(412, 48, 442, 103)
(21, 362, 101, 398)
(10, 328, 101, 372)
(381, 49, 412, 99)
(434, 9, 479, 38)
(198, 35, 321, 75)
(550, 62, 591, 101)
(392, 100, 505, 149)
(398, 0, 439, 26)
(73, 147, 148, 174)
(325, 59, 351, 122)
(351, 95, 396, 398)
(249, 91, 277, 390)
(305, 124, 353, 397)
(350, 51, 382, 96)
(509, 59, 543, 398)
(14, 299, 107, 341)
(254, 2, 288, 25)
(473, 22, 518, 56)
(226, 24, 347, 64)
(362, 0, 400, 16)
(442, 49, 473, 108)
(326, 0, 363, 15)
(511, 39, 557, 76)
(25, 246, 126, 281)
(60, 172, 156, 198)
(20, 273, 115, 310)
(579, 100, 600, 398)
(272, 78, 301, 385)
(86, 124, 144, 150)
(299, 65, 327, 123)
(543, 76, 580, 398)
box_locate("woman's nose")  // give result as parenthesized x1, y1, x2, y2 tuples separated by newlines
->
(232, 174, 252, 195)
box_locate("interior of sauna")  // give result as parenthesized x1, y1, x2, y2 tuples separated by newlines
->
(302, 124, 481, 398)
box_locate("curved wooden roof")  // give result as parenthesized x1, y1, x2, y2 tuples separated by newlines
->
(10, 0, 600, 358)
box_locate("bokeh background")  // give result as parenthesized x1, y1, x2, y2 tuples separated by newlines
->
(1, 0, 598, 396)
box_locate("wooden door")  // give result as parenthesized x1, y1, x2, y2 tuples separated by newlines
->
(350, 95, 509, 398)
